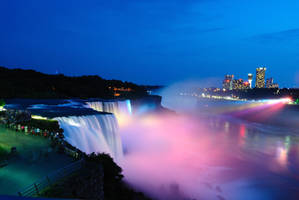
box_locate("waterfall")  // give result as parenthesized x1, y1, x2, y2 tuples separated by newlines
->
(85, 100, 132, 116)
(55, 114, 123, 162)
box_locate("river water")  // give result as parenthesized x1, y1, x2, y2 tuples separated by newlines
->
(120, 98, 299, 200)
(199, 114, 299, 200)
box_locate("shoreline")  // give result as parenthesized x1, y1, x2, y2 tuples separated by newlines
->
(0, 99, 156, 199)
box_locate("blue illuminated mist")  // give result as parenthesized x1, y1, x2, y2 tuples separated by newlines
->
(0, 0, 299, 86)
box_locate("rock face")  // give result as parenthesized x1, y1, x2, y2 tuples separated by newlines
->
(131, 95, 162, 109)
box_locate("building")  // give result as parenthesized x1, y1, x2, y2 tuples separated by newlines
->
(243, 81, 250, 89)
(266, 78, 273, 88)
(222, 75, 234, 90)
(232, 79, 250, 90)
(248, 73, 253, 88)
(232, 79, 238, 90)
(266, 78, 279, 88)
(255, 67, 266, 88)
(269, 83, 279, 88)
(233, 79, 243, 90)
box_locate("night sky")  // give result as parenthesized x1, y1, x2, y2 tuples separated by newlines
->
(1, 0, 299, 87)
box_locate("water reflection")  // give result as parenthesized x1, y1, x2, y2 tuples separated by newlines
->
(120, 111, 299, 200)
(205, 115, 299, 190)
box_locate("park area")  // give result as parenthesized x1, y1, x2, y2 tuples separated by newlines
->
(0, 125, 73, 196)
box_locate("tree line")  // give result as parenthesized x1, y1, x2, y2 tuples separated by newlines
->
(0, 67, 148, 99)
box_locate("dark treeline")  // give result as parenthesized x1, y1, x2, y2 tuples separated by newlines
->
(0, 66, 148, 99)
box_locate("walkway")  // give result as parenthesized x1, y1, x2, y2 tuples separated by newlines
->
(0, 126, 73, 196)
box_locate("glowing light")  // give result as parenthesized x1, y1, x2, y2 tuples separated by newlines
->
(277, 146, 288, 167)
(263, 98, 291, 105)
(31, 115, 48, 120)
(238, 124, 247, 147)
(126, 100, 132, 115)
(116, 100, 133, 126)
(211, 97, 293, 121)
(85, 100, 133, 126)
(224, 122, 230, 133)
(239, 124, 246, 138)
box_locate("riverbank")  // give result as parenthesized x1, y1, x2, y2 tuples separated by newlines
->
(0, 107, 154, 199)
(0, 125, 73, 195)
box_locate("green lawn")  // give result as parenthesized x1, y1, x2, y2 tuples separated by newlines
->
(0, 125, 73, 196)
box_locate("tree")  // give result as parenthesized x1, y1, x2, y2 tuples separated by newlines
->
(86, 153, 124, 182)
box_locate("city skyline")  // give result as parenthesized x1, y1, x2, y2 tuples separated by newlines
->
(0, 0, 299, 87)
(223, 67, 280, 90)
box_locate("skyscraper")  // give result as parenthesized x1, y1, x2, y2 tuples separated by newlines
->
(248, 73, 253, 88)
(255, 67, 266, 88)
(266, 78, 273, 88)
(222, 75, 234, 90)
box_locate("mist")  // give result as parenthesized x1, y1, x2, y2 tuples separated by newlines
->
(158, 79, 221, 113)
(117, 81, 289, 200)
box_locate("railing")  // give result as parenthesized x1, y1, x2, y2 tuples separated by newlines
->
(18, 159, 84, 197)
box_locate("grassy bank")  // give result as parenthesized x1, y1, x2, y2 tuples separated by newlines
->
(0, 143, 10, 162)
(0, 125, 73, 195)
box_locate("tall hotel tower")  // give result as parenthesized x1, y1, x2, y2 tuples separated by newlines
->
(248, 73, 253, 88)
(255, 67, 266, 88)
(223, 75, 234, 90)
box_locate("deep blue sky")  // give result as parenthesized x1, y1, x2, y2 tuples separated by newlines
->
(0, 0, 299, 87)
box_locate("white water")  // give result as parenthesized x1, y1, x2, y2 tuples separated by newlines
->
(53, 100, 132, 163)
(55, 114, 123, 162)
(85, 100, 132, 116)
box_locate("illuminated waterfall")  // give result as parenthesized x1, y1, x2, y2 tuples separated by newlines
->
(55, 114, 123, 162)
(85, 100, 132, 117)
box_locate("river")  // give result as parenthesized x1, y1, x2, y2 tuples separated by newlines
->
(119, 97, 299, 200)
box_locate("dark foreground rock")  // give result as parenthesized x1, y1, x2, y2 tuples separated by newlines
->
(41, 153, 153, 200)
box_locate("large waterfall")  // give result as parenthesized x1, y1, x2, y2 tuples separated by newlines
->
(50, 100, 133, 162)
(55, 114, 123, 162)
(85, 100, 132, 117)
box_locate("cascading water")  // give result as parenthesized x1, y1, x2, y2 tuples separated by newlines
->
(55, 114, 123, 162)
(85, 100, 132, 117)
